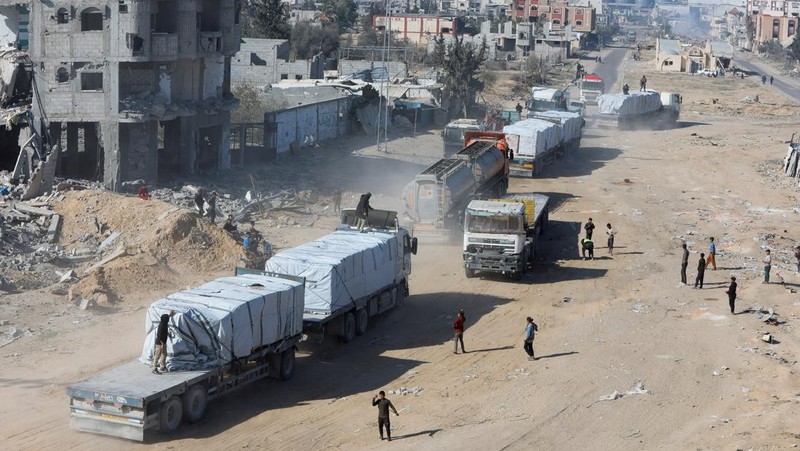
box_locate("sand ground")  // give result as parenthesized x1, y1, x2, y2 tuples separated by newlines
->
(2, 48, 800, 450)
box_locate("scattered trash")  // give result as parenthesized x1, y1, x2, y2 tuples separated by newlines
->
(761, 333, 773, 344)
(563, 296, 572, 303)
(712, 371, 721, 376)
(599, 390, 623, 401)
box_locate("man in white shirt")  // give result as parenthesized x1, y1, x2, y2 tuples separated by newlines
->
(763, 249, 772, 283)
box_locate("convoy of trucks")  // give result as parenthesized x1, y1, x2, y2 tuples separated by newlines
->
(402, 133, 509, 236)
(596, 90, 682, 130)
(463, 193, 550, 280)
(67, 210, 416, 441)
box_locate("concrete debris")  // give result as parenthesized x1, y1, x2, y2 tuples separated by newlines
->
(59, 270, 77, 283)
(626, 381, 650, 395)
(98, 231, 121, 251)
(388, 386, 423, 396)
(78, 298, 93, 311)
(761, 333, 773, 343)
(599, 390, 623, 401)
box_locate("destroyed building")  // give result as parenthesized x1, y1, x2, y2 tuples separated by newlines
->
(28, 1, 242, 190)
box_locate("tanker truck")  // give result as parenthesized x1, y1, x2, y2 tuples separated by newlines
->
(402, 136, 508, 237)
(595, 90, 682, 130)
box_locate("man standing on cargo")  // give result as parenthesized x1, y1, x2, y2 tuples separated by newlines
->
(372, 391, 399, 441)
(356, 192, 374, 231)
(680, 243, 690, 284)
(523, 316, 538, 360)
(152, 310, 175, 374)
(453, 310, 466, 354)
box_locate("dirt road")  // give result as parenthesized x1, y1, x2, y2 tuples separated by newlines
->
(3, 54, 800, 450)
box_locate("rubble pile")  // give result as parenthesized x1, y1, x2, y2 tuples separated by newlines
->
(783, 139, 800, 180)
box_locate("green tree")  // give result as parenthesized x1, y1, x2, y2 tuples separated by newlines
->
(323, 0, 358, 30)
(232, 84, 266, 124)
(246, 0, 291, 39)
(291, 22, 341, 59)
(431, 36, 487, 117)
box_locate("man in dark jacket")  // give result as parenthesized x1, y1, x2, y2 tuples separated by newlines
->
(725, 276, 737, 314)
(153, 311, 175, 374)
(372, 390, 399, 441)
(453, 310, 466, 354)
(194, 188, 205, 216)
(584, 218, 595, 239)
(681, 243, 690, 284)
(356, 192, 374, 231)
(695, 253, 706, 289)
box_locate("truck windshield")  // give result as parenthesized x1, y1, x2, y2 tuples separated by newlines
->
(443, 127, 471, 144)
(581, 81, 604, 90)
(467, 215, 522, 233)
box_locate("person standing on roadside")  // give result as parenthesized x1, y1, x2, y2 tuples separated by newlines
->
(640, 75, 647, 91)
(681, 243, 690, 284)
(453, 310, 466, 354)
(725, 276, 737, 314)
(763, 249, 772, 283)
(194, 188, 205, 216)
(523, 316, 539, 361)
(706, 237, 717, 270)
(770, 75, 774, 85)
(584, 218, 596, 239)
(207, 191, 218, 224)
(372, 391, 399, 441)
(332, 188, 342, 214)
(695, 253, 706, 289)
(794, 246, 800, 272)
(606, 223, 615, 256)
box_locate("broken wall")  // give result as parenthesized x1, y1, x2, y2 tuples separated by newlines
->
(266, 97, 352, 153)
(338, 60, 407, 80)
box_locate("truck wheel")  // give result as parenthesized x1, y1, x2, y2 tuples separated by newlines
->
(279, 348, 296, 381)
(355, 308, 369, 335)
(465, 268, 476, 278)
(510, 270, 522, 281)
(340, 312, 356, 343)
(159, 396, 183, 432)
(183, 385, 207, 424)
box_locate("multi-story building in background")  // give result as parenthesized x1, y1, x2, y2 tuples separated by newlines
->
(29, 1, 241, 190)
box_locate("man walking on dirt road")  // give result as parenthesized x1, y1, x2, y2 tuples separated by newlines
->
(706, 237, 717, 270)
(453, 310, 466, 354)
(372, 391, 399, 441)
(725, 276, 737, 314)
(695, 253, 706, 289)
(524, 317, 538, 360)
(681, 243, 690, 284)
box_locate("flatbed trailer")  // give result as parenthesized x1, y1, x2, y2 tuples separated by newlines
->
(67, 270, 303, 441)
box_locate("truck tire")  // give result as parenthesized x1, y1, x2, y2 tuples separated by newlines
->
(355, 308, 369, 335)
(465, 268, 476, 278)
(340, 312, 356, 343)
(279, 348, 296, 381)
(183, 385, 207, 424)
(159, 396, 183, 432)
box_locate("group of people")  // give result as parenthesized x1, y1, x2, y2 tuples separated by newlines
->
(194, 188, 219, 223)
(622, 76, 648, 96)
(580, 218, 615, 260)
(682, 237, 784, 314)
(761, 74, 774, 85)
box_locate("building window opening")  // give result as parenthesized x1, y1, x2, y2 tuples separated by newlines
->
(81, 7, 104, 31)
(119, 1, 128, 13)
(295, 74, 302, 80)
(154, 1, 178, 33)
(280, 74, 288, 80)
(199, 0, 221, 31)
(57, 8, 70, 24)
(81, 72, 103, 91)
(56, 67, 69, 83)
(127, 34, 144, 53)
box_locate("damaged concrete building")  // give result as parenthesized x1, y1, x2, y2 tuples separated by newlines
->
(29, 1, 242, 190)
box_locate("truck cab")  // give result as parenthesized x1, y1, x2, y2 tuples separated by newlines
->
(442, 119, 483, 158)
(527, 87, 569, 114)
(579, 74, 605, 104)
(660, 92, 682, 116)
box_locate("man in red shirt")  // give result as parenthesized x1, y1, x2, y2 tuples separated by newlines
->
(453, 310, 466, 354)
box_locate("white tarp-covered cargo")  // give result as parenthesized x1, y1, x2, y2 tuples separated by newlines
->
(264, 230, 399, 315)
(531, 111, 583, 143)
(139, 273, 304, 371)
(597, 91, 662, 116)
(503, 119, 562, 158)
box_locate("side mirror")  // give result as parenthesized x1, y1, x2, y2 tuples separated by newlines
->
(411, 237, 418, 255)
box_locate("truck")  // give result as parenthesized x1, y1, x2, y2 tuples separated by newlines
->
(595, 90, 682, 130)
(502, 118, 563, 177)
(67, 271, 306, 441)
(528, 110, 584, 153)
(463, 193, 550, 280)
(402, 135, 508, 236)
(265, 208, 417, 343)
(527, 87, 586, 117)
(579, 74, 605, 104)
(442, 118, 483, 158)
